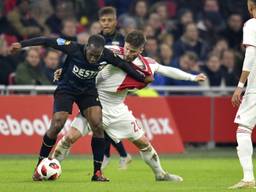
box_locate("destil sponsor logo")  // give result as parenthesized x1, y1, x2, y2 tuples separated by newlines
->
(0, 115, 72, 136)
(136, 114, 174, 140)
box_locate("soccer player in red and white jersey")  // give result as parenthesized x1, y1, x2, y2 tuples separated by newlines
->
(230, 0, 256, 189)
(52, 31, 206, 181)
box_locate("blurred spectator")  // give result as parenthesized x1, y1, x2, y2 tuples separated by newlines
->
(147, 12, 164, 37)
(144, 36, 158, 61)
(197, 0, 225, 43)
(89, 21, 101, 35)
(159, 33, 174, 48)
(150, 1, 175, 33)
(173, 22, 209, 61)
(220, 49, 239, 86)
(219, 13, 243, 51)
(0, 34, 20, 85)
(172, 9, 194, 40)
(119, 15, 137, 36)
(201, 53, 223, 86)
(42, 49, 60, 83)
(77, 32, 89, 44)
(143, 24, 155, 38)
(211, 38, 229, 58)
(4, 0, 44, 40)
(159, 43, 173, 66)
(29, 0, 53, 33)
(15, 48, 51, 85)
(99, 7, 125, 46)
(45, 1, 75, 35)
(169, 52, 200, 86)
(130, 0, 148, 28)
(60, 19, 77, 41)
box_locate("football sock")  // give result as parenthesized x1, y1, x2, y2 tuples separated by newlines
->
(236, 126, 254, 181)
(91, 137, 105, 174)
(38, 134, 56, 164)
(104, 133, 127, 157)
(140, 145, 165, 176)
(111, 141, 127, 158)
(104, 138, 111, 158)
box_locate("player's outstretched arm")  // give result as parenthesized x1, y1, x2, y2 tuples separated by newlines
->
(231, 45, 256, 107)
(102, 48, 153, 83)
(155, 64, 206, 82)
(10, 37, 77, 54)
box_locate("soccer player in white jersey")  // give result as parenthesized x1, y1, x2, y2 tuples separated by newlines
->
(230, 0, 256, 189)
(52, 30, 206, 182)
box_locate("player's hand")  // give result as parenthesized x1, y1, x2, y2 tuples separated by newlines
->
(144, 75, 154, 84)
(9, 42, 22, 54)
(231, 87, 243, 107)
(53, 68, 63, 82)
(195, 73, 207, 82)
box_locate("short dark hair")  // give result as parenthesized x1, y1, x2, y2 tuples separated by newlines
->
(125, 31, 146, 48)
(98, 6, 117, 18)
(87, 34, 105, 48)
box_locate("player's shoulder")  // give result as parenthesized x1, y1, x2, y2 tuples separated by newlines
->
(143, 57, 158, 65)
(244, 18, 256, 29)
(105, 45, 123, 55)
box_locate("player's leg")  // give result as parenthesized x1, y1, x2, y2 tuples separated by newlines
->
(229, 125, 255, 189)
(103, 133, 131, 170)
(108, 137, 131, 170)
(102, 133, 111, 169)
(229, 94, 256, 189)
(33, 90, 73, 181)
(53, 113, 91, 161)
(82, 106, 109, 181)
(78, 88, 108, 181)
(52, 128, 82, 162)
(132, 136, 183, 182)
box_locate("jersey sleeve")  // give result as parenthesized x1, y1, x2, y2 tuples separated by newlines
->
(20, 37, 78, 54)
(243, 19, 256, 47)
(145, 57, 196, 81)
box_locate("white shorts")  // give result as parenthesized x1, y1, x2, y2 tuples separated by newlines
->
(71, 103, 145, 143)
(234, 93, 256, 129)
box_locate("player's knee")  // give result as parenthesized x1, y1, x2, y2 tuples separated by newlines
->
(50, 117, 66, 135)
(89, 118, 104, 136)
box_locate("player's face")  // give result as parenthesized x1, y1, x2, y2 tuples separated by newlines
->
(99, 14, 117, 35)
(86, 45, 103, 64)
(123, 43, 143, 62)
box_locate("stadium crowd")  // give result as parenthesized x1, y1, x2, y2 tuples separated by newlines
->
(0, 0, 249, 89)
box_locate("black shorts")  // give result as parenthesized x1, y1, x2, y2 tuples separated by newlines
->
(53, 88, 101, 114)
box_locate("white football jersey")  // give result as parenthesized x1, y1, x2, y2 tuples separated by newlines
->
(96, 46, 158, 106)
(243, 18, 256, 93)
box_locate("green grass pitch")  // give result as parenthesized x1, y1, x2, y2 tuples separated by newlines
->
(0, 148, 250, 192)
